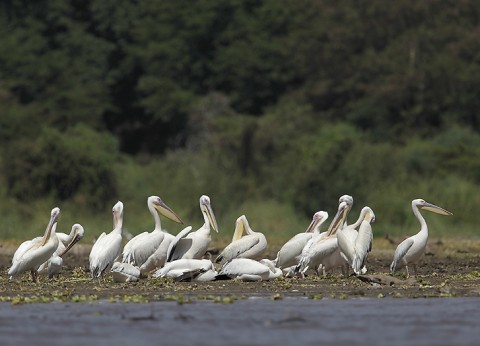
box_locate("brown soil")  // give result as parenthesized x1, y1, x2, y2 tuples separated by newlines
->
(1, 239, 479, 303)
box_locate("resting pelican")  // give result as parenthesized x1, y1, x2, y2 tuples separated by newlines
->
(89, 201, 124, 278)
(111, 262, 141, 282)
(153, 259, 217, 282)
(122, 196, 184, 266)
(274, 211, 329, 272)
(390, 199, 452, 277)
(167, 195, 218, 261)
(215, 215, 267, 265)
(216, 258, 283, 281)
(38, 223, 85, 278)
(8, 207, 60, 283)
(337, 207, 375, 275)
(296, 199, 352, 276)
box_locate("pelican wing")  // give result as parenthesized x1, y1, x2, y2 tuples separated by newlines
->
(11, 238, 41, 264)
(140, 233, 175, 274)
(297, 236, 338, 273)
(337, 228, 356, 266)
(166, 226, 193, 262)
(275, 233, 312, 268)
(216, 234, 260, 264)
(89, 233, 122, 278)
(122, 231, 165, 266)
(390, 237, 414, 272)
(353, 220, 373, 274)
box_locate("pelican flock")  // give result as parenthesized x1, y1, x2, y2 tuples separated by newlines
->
(6, 195, 453, 285)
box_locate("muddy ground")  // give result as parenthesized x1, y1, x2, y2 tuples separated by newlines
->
(1, 238, 479, 304)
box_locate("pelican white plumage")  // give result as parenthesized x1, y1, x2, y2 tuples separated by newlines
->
(38, 223, 85, 278)
(390, 199, 452, 277)
(89, 201, 124, 278)
(111, 262, 141, 282)
(337, 207, 375, 275)
(8, 207, 61, 283)
(274, 211, 329, 271)
(153, 259, 217, 282)
(122, 196, 183, 267)
(296, 198, 352, 276)
(216, 258, 283, 281)
(167, 195, 218, 261)
(215, 215, 267, 265)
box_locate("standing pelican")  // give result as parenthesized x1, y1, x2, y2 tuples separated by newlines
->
(390, 199, 452, 277)
(337, 207, 375, 275)
(215, 215, 267, 265)
(8, 207, 61, 283)
(89, 201, 124, 278)
(38, 223, 85, 278)
(122, 196, 184, 266)
(153, 259, 217, 282)
(167, 195, 218, 261)
(216, 258, 283, 281)
(296, 198, 352, 276)
(275, 211, 329, 271)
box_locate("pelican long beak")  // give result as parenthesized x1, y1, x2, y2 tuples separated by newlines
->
(421, 202, 453, 216)
(154, 198, 184, 224)
(41, 208, 60, 246)
(305, 218, 318, 233)
(205, 204, 218, 232)
(326, 202, 350, 236)
(232, 216, 246, 242)
(59, 234, 81, 257)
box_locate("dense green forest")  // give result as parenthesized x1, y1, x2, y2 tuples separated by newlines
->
(0, 0, 478, 241)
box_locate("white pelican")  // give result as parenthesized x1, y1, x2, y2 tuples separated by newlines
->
(8, 207, 61, 283)
(216, 258, 283, 281)
(38, 223, 85, 278)
(111, 262, 141, 282)
(167, 195, 218, 261)
(215, 215, 267, 265)
(153, 259, 217, 282)
(274, 211, 329, 272)
(89, 201, 124, 278)
(337, 207, 375, 275)
(122, 196, 184, 267)
(390, 199, 452, 277)
(296, 199, 352, 276)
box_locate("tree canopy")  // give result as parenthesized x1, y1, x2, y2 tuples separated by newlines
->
(0, 0, 478, 238)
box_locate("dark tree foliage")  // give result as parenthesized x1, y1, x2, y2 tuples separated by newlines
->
(0, 0, 479, 213)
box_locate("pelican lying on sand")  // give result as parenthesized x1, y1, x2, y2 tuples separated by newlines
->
(167, 195, 218, 261)
(89, 201, 124, 278)
(390, 199, 452, 277)
(215, 215, 267, 265)
(153, 259, 217, 282)
(111, 262, 141, 282)
(216, 258, 283, 281)
(9, 207, 61, 283)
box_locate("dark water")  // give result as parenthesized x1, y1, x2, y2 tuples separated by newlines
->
(0, 297, 478, 346)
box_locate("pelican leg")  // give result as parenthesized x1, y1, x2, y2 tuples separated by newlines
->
(31, 269, 39, 284)
(405, 266, 410, 279)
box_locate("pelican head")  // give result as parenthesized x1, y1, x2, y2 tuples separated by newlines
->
(149, 196, 184, 224)
(413, 199, 452, 216)
(59, 224, 84, 257)
(42, 207, 61, 246)
(200, 195, 218, 232)
(112, 201, 124, 228)
(339, 195, 353, 207)
(305, 211, 329, 233)
(326, 201, 351, 236)
(364, 207, 376, 223)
